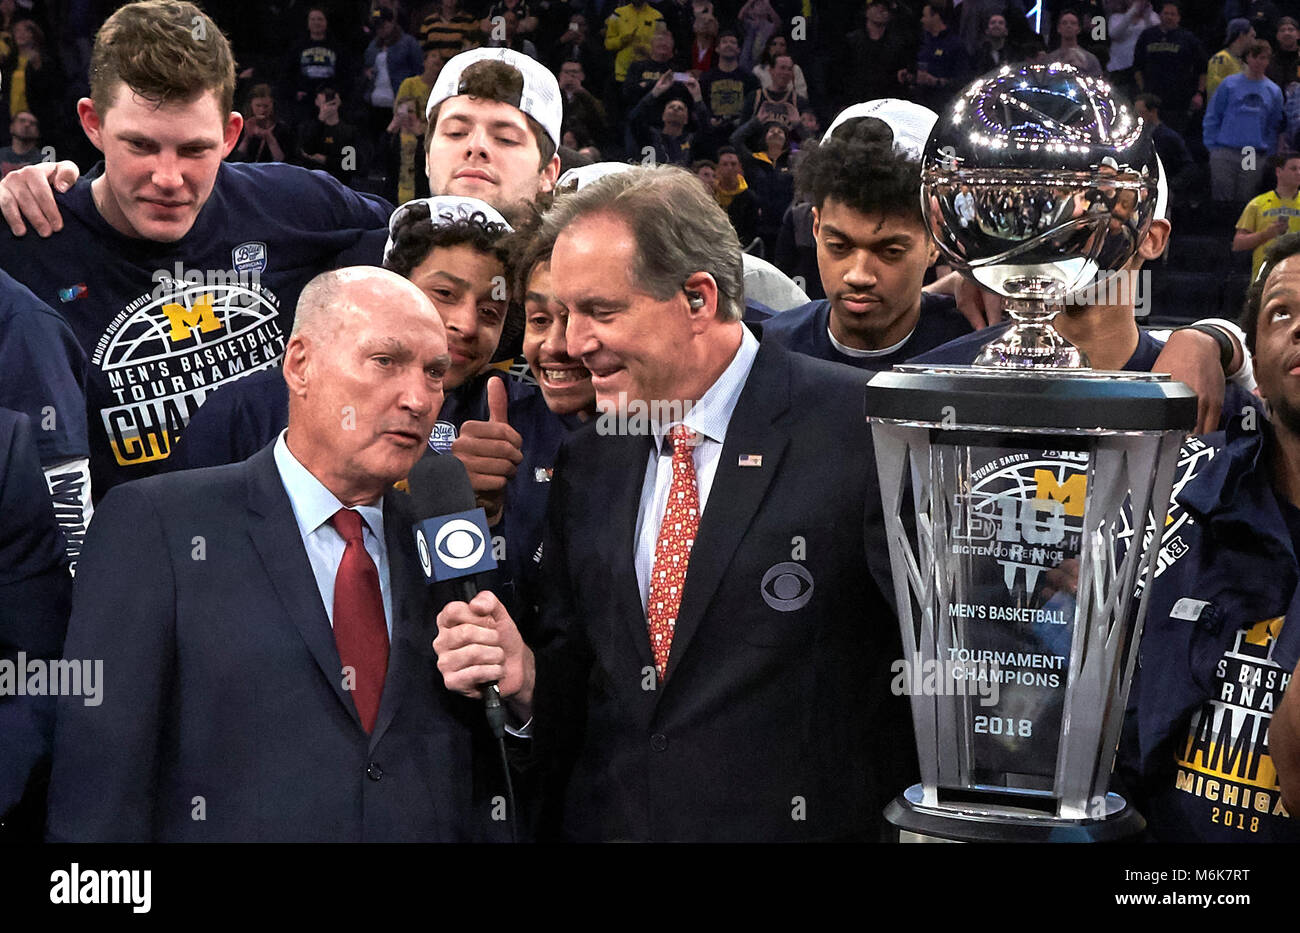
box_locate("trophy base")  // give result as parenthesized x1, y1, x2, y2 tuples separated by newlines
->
(886, 784, 1146, 843)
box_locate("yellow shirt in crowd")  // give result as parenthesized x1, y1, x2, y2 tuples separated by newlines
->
(1238, 189, 1300, 278)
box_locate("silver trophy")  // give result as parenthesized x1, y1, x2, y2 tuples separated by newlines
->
(923, 64, 1159, 367)
(866, 65, 1195, 842)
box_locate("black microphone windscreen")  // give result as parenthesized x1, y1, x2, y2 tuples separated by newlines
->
(407, 453, 477, 520)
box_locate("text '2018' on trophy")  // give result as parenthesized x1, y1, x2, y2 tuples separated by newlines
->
(866, 64, 1196, 841)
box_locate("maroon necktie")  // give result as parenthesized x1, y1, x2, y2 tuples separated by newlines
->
(330, 508, 389, 733)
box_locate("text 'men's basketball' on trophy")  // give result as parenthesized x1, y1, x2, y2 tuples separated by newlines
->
(865, 65, 1196, 841)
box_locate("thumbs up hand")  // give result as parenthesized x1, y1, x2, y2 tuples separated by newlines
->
(450, 377, 524, 526)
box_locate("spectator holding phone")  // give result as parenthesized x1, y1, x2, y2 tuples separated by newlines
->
(626, 70, 710, 165)
(232, 84, 293, 163)
(623, 27, 680, 108)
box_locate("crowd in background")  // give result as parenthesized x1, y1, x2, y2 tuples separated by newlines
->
(5, 0, 1299, 282)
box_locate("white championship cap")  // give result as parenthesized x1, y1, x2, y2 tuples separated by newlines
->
(555, 160, 636, 192)
(425, 47, 563, 150)
(822, 98, 938, 160)
(383, 195, 514, 264)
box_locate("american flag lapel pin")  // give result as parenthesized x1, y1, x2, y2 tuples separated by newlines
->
(738, 454, 763, 468)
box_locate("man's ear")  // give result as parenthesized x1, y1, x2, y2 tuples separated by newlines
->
(1137, 217, 1171, 261)
(222, 112, 244, 157)
(282, 335, 311, 397)
(811, 204, 820, 240)
(538, 152, 562, 194)
(77, 98, 104, 152)
(683, 270, 721, 328)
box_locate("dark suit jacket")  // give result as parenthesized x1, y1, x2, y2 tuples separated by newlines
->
(46, 443, 507, 842)
(532, 335, 917, 842)
(0, 409, 70, 839)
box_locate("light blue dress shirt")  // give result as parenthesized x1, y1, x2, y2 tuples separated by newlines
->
(273, 432, 394, 637)
(633, 326, 760, 613)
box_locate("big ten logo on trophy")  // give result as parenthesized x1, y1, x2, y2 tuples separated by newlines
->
(759, 536, 813, 612)
(950, 451, 1085, 597)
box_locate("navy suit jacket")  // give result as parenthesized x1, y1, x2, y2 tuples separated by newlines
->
(0, 409, 70, 838)
(532, 335, 917, 842)
(47, 443, 507, 842)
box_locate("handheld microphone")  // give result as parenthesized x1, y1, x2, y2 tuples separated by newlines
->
(406, 454, 506, 738)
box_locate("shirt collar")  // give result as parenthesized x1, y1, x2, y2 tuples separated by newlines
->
(655, 324, 759, 452)
(273, 431, 386, 540)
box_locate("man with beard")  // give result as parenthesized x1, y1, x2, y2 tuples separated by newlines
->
(1125, 231, 1300, 842)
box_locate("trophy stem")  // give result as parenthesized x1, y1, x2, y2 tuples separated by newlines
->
(973, 298, 1092, 369)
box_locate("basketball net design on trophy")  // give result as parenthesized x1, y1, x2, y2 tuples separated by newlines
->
(865, 64, 1197, 841)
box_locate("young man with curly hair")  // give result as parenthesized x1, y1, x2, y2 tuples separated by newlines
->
(761, 115, 971, 370)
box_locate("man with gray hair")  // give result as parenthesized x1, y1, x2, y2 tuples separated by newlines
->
(48, 266, 510, 841)
(434, 165, 915, 841)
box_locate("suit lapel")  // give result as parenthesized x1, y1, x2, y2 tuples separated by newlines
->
(245, 445, 361, 727)
(369, 487, 423, 748)
(593, 432, 658, 669)
(663, 341, 792, 683)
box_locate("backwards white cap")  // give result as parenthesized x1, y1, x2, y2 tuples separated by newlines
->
(425, 47, 563, 150)
(555, 161, 636, 192)
(822, 98, 939, 160)
(383, 195, 514, 264)
(1154, 154, 1168, 222)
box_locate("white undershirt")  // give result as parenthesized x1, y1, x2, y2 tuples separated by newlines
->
(827, 322, 915, 358)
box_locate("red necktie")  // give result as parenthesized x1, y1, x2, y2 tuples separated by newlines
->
(647, 426, 700, 681)
(330, 508, 389, 733)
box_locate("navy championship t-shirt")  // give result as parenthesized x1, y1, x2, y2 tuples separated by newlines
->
(761, 293, 972, 371)
(0, 161, 392, 497)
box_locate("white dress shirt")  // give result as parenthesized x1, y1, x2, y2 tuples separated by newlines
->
(273, 431, 394, 636)
(633, 326, 760, 612)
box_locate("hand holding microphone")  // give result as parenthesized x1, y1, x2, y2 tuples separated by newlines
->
(407, 454, 534, 732)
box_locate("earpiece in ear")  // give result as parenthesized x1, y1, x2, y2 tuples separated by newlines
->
(687, 293, 704, 309)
